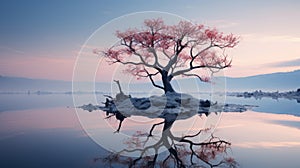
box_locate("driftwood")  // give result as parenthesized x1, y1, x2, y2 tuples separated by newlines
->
(113, 80, 131, 101)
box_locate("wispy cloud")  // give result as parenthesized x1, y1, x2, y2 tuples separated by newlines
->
(235, 141, 300, 148)
(267, 58, 300, 68)
(261, 35, 300, 43)
(0, 46, 25, 54)
(242, 34, 300, 43)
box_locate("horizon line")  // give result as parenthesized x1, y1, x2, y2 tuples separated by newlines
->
(1, 68, 299, 82)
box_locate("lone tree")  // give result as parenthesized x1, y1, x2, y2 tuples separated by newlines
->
(95, 18, 239, 93)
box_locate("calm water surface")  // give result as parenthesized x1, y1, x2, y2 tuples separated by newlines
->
(0, 94, 299, 168)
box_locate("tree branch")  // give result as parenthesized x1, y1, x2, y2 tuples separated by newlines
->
(182, 73, 208, 82)
(148, 121, 164, 137)
(171, 63, 230, 77)
(144, 69, 164, 90)
(121, 42, 154, 68)
(148, 47, 164, 68)
(164, 37, 189, 72)
(113, 80, 124, 94)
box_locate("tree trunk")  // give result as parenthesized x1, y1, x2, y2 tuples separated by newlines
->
(161, 70, 175, 93)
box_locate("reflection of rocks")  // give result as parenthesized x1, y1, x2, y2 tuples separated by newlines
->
(78, 80, 256, 133)
(79, 103, 100, 112)
(78, 92, 256, 133)
(223, 104, 256, 112)
(90, 98, 238, 168)
(81, 82, 241, 167)
(90, 98, 239, 168)
(228, 89, 300, 103)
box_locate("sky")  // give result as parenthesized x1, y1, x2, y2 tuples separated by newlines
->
(0, 0, 300, 81)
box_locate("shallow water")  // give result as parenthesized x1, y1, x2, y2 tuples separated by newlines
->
(0, 94, 299, 168)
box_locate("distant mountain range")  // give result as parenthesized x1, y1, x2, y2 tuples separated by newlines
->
(225, 69, 300, 91)
(0, 69, 299, 93)
(0, 76, 71, 92)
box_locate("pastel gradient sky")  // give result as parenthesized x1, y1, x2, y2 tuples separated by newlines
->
(0, 0, 299, 81)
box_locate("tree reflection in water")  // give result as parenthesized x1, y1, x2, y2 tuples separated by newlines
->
(79, 82, 240, 167)
(93, 110, 238, 168)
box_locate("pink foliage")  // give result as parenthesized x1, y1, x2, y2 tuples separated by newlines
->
(123, 65, 146, 80)
(96, 18, 238, 85)
(144, 18, 165, 30)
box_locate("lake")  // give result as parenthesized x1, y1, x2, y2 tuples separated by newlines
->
(0, 93, 299, 168)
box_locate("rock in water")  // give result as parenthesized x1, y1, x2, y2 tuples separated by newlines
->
(200, 100, 211, 107)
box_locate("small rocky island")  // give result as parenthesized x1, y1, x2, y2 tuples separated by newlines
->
(228, 88, 300, 103)
(78, 81, 256, 132)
